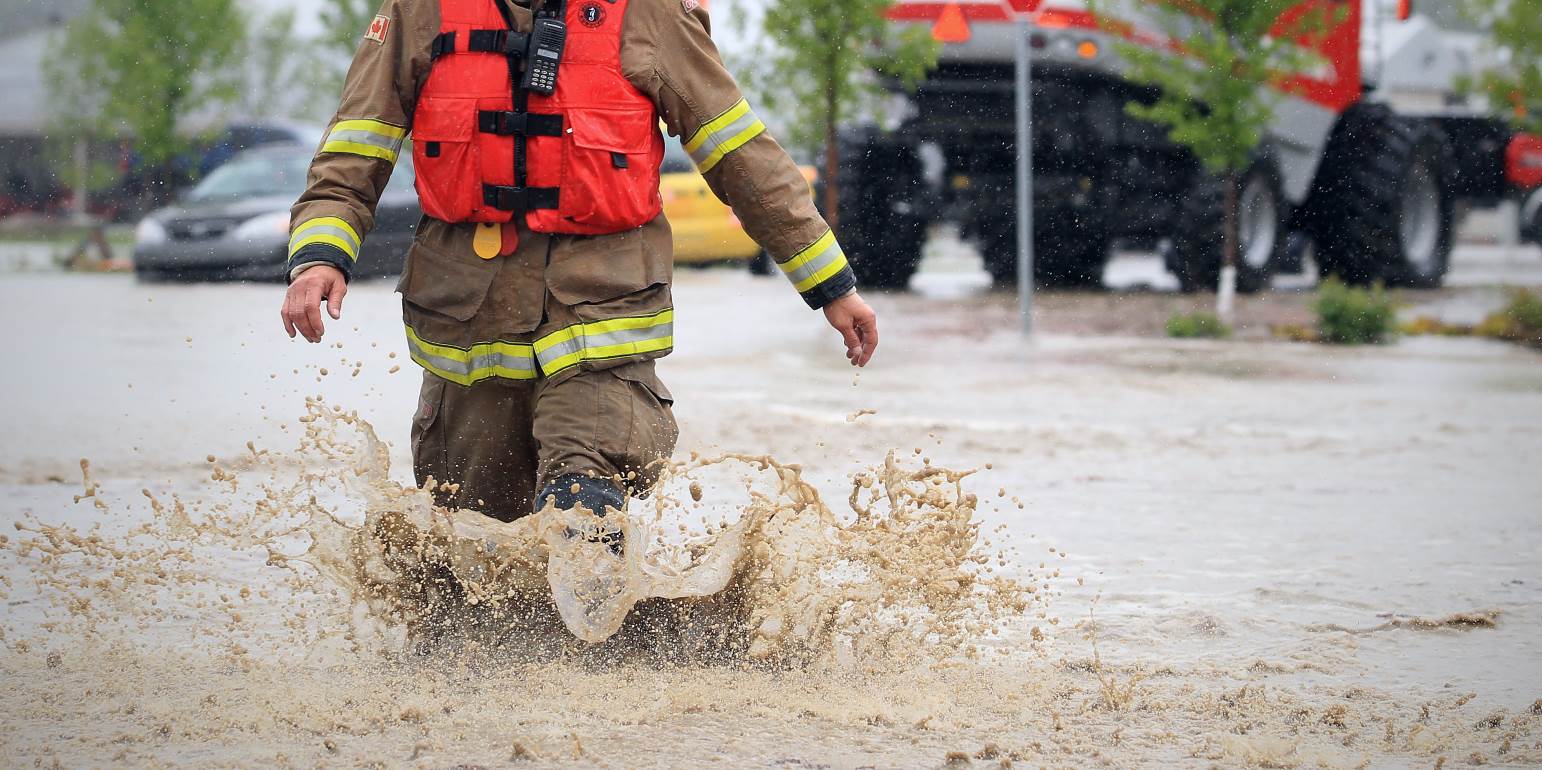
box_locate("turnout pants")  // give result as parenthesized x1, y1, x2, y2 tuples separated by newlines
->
(399, 222, 680, 522)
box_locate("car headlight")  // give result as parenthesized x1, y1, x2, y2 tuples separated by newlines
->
(134, 218, 168, 246)
(230, 211, 292, 243)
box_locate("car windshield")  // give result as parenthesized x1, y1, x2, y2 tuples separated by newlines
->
(183, 150, 311, 203)
(182, 149, 415, 203)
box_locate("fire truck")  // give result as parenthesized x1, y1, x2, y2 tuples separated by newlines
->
(834, 0, 1542, 291)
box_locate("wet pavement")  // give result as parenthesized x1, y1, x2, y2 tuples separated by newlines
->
(1, 244, 1540, 767)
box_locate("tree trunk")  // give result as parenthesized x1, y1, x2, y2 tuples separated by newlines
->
(71, 137, 89, 225)
(822, 71, 840, 231)
(1216, 170, 1239, 322)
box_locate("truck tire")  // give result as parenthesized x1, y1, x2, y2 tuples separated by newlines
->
(747, 249, 775, 276)
(1301, 104, 1454, 287)
(1168, 163, 1283, 295)
(983, 210, 1109, 289)
(823, 128, 927, 290)
(1523, 187, 1542, 246)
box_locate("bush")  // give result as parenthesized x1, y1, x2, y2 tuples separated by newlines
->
(1313, 279, 1397, 345)
(1483, 288, 1542, 348)
(1166, 311, 1231, 339)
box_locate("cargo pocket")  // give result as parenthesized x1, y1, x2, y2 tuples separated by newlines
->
(412, 97, 482, 223)
(399, 237, 500, 322)
(611, 361, 677, 496)
(546, 228, 672, 307)
(411, 373, 449, 491)
(559, 107, 661, 230)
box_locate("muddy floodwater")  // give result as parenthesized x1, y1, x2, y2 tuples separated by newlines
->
(1, 268, 1540, 769)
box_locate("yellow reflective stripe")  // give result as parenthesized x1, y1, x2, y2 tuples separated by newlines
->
(404, 325, 537, 386)
(289, 216, 361, 260)
(684, 100, 751, 155)
(333, 119, 408, 140)
(533, 309, 675, 376)
(322, 119, 407, 162)
(777, 230, 852, 293)
(290, 233, 356, 258)
(684, 99, 766, 173)
(779, 230, 837, 275)
(320, 139, 399, 161)
(696, 118, 765, 173)
(792, 249, 850, 293)
(538, 336, 674, 377)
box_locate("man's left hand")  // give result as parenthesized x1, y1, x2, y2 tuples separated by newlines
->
(822, 291, 879, 367)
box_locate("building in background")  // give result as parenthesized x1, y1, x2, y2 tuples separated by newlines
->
(0, 1, 90, 218)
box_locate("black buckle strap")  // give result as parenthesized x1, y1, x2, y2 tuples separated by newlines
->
(430, 30, 530, 60)
(477, 110, 563, 137)
(483, 184, 560, 212)
(471, 29, 529, 55)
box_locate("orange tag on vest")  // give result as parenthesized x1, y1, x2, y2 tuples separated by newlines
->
(473, 222, 501, 259)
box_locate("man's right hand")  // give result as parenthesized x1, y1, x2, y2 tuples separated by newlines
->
(281, 265, 348, 343)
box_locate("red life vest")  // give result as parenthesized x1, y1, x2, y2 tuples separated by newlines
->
(411, 0, 664, 235)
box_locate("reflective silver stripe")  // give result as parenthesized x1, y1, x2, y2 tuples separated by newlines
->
(783, 240, 843, 289)
(404, 326, 537, 385)
(536, 323, 675, 367)
(777, 231, 850, 293)
(288, 218, 362, 260)
(685, 101, 766, 172)
(412, 346, 538, 378)
(533, 311, 676, 376)
(322, 119, 408, 162)
(325, 128, 405, 155)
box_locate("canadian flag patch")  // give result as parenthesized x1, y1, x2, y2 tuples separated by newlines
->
(364, 14, 391, 44)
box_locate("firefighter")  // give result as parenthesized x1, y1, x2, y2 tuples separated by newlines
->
(278, 0, 878, 541)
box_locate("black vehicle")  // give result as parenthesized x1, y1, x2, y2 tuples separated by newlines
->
(132, 144, 420, 282)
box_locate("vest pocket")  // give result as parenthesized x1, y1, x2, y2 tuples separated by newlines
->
(412, 97, 482, 222)
(560, 107, 661, 230)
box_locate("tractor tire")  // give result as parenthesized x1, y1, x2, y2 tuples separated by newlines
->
(982, 209, 1109, 289)
(1523, 187, 1542, 246)
(822, 128, 927, 290)
(1168, 163, 1284, 294)
(1301, 104, 1454, 288)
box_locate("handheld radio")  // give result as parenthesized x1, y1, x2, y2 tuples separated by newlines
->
(522, 17, 566, 95)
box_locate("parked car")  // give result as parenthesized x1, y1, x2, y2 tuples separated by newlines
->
(659, 136, 817, 267)
(196, 120, 327, 177)
(132, 144, 419, 282)
(659, 137, 759, 264)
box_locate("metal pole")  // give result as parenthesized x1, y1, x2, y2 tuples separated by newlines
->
(1014, 14, 1035, 335)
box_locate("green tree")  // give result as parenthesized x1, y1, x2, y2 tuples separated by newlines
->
(1089, 0, 1338, 317)
(44, 0, 246, 187)
(242, 9, 310, 117)
(1461, 0, 1542, 133)
(317, 0, 382, 97)
(753, 0, 938, 227)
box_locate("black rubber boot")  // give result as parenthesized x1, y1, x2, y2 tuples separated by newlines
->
(535, 474, 626, 555)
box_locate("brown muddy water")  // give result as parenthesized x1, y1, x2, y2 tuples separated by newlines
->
(2, 272, 1541, 768)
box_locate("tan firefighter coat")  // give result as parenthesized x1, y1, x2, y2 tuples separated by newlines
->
(288, 0, 856, 386)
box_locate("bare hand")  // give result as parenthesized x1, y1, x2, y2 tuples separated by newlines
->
(280, 265, 348, 343)
(822, 291, 879, 367)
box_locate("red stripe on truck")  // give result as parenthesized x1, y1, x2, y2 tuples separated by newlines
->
(885, 1, 1364, 115)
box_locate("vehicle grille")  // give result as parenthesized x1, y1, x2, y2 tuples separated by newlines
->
(166, 217, 244, 241)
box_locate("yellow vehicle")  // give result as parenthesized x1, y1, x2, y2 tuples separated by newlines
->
(659, 136, 815, 265)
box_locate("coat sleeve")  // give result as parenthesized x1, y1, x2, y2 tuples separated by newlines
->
(287, 0, 432, 282)
(621, 0, 857, 310)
